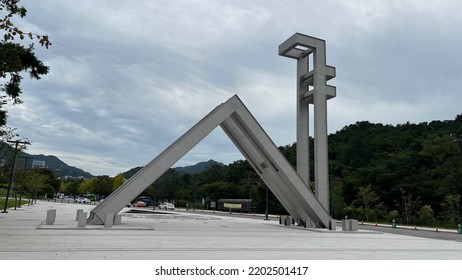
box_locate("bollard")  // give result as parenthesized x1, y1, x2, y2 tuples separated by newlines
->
(392, 219, 396, 228)
(77, 211, 87, 227)
(349, 219, 358, 231)
(76, 209, 83, 221)
(114, 215, 122, 225)
(46, 209, 57, 225)
(284, 216, 291, 226)
(330, 220, 337, 231)
(458, 224, 462, 234)
(342, 219, 350, 231)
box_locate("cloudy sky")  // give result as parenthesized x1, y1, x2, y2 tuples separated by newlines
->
(5, 0, 462, 176)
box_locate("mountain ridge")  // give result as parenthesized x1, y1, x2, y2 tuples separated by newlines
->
(27, 154, 93, 179)
(123, 159, 224, 179)
(1, 140, 225, 179)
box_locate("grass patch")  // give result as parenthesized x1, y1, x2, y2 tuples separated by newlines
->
(0, 188, 29, 209)
(0, 197, 29, 209)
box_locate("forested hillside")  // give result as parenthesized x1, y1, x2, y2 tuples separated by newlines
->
(138, 114, 462, 228)
(327, 115, 462, 226)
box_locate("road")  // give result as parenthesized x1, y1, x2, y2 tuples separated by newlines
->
(358, 224, 462, 242)
(127, 207, 462, 242)
(165, 208, 462, 242)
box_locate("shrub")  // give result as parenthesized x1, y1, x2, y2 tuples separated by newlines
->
(388, 210, 400, 224)
(418, 205, 436, 226)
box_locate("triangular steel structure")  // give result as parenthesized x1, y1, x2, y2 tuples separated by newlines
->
(87, 95, 332, 228)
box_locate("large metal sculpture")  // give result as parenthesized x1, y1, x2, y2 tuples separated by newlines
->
(88, 33, 336, 229)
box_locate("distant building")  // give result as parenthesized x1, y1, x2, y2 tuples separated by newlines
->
(218, 199, 253, 212)
(59, 175, 86, 181)
(32, 160, 46, 168)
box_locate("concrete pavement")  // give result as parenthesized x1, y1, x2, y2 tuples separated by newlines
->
(0, 201, 461, 260)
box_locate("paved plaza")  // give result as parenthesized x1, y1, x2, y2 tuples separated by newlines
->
(0, 201, 461, 260)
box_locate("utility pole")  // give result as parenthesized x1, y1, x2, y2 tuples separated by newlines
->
(2, 140, 30, 213)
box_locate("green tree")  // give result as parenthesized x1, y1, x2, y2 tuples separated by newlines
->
(343, 204, 355, 219)
(11, 166, 26, 197)
(63, 179, 81, 196)
(112, 173, 125, 191)
(418, 205, 436, 226)
(58, 181, 65, 193)
(356, 185, 379, 222)
(420, 135, 460, 197)
(439, 194, 461, 228)
(156, 169, 182, 202)
(94, 175, 113, 197)
(79, 178, 96, 195)
(202, 181, 231, 202)
(15, 167, 58, 198)
(23, 168, 47, 201)
(395, 189, 421, 225)
(371, 202, 388, 222)
(331, 177, 345, 219)
(33, 167, 59, 194)
(388, 210, 400, 224)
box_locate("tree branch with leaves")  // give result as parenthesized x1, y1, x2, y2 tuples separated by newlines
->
(395, 189, 421, 225)
(356, 185, 379, 222)
(0, 0, 50, 126)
